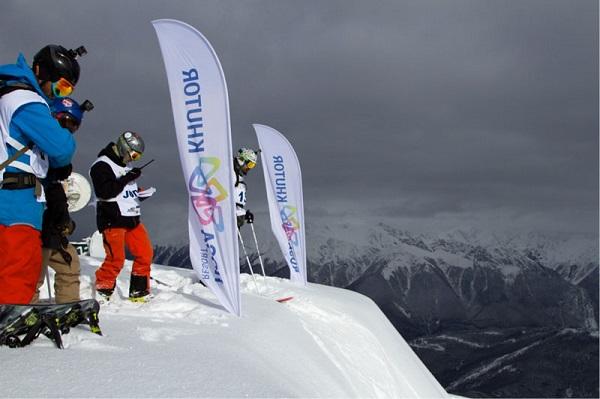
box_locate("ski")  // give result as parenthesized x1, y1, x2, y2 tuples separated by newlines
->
(0, 299, 102, 349)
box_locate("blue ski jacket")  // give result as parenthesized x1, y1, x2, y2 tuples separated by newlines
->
(0, 54, 76, 230)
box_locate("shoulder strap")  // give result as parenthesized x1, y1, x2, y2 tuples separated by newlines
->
(0, 81, 38, 172)
(0, 144, 31, 172)
(0, 81, 36, 98)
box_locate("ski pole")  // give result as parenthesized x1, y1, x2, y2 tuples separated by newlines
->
(150, 276, 172, 288)
(45, 266, 52, 302)
(250, 223, 267, 278)
(237, 228, 260, 294)
(139, 159, 155, 169)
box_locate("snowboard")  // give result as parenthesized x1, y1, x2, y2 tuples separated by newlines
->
(0, 299, 102, 349)
(62, 172, 92, 213)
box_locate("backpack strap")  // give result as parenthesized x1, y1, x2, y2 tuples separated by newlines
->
(0, 81, 36, 97)
(0, 81, 38, 174)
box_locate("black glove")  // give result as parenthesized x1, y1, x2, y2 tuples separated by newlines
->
(237, 215, 245, 229)
(119, 167, 142, 184)
(244, 210, 254, 224)
(57, 219, 76, 237)
(46, 164, 73, 182)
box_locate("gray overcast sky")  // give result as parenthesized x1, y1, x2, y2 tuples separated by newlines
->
(2, 0, 598, 244)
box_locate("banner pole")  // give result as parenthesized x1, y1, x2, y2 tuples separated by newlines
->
(238, 229, 259, 293)
(250, 223, 267, 278)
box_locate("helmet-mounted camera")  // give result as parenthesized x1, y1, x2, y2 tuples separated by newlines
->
(80, 99, 94, 112)
(67, 46, 87, 59)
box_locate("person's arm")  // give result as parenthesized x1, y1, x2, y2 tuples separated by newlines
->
(11, 102, 76, 168)
(43, 181, 72, 232)
(90, 162, 128, 199)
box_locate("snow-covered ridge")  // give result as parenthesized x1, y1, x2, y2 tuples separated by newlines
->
(0, 256, 455, 398)
(306, 222, 598, 270)
(155, 221, 598, 336)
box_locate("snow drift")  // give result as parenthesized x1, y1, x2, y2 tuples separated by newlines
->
(0, 256, 455, 398)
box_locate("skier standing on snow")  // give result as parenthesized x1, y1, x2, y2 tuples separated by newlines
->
(0, 45, 84, 304)
(90, 131, 155, 302)
(234, 148, 258, 229)
(32, 97, 94, 304)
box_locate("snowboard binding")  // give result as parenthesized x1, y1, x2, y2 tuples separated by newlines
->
(0, 299, 102, 349)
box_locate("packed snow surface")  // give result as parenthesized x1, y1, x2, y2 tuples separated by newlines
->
(1, 256, 452, 398)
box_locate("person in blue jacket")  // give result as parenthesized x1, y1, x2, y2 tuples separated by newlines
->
(0, 45, 85, 304)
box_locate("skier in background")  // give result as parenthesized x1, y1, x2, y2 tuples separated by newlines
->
(90, 131, 155, 302)
(0, 44, 84, 304)
(32, 97, 94, 304)
(234, 148, 258, 229)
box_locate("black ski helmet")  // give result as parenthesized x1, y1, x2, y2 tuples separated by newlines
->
(33, 45, 86, 85)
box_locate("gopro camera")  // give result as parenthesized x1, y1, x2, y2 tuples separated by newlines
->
(68, 46, 87, 59)
(80, 99, 94, 113)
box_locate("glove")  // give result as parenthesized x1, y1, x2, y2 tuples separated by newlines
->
(119, 167, 142, 184)
(237, 215, 245, 229)
(244, 210, 254, 224)
(57, 219, 76, 237)
(46, 164, 73, 182)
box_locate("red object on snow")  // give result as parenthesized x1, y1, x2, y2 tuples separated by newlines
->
(276, 296, 294, 303)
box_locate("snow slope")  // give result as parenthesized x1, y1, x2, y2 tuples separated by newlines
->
(1, 256, 454, 398)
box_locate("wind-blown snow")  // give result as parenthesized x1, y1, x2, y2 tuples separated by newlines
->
(1, 256, 455, 398)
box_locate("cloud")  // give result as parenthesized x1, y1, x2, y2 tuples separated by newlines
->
(2, 0, 596, 243)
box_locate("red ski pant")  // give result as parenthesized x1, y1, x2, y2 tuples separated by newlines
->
(0, 225, 42, 304)
(95, 224, 153, 291)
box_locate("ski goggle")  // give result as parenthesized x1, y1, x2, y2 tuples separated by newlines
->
(51, 78, 74, 98)
(55, 112, 80, 133)
(245, 161, 256, 169)
(129, 150, 142, 161)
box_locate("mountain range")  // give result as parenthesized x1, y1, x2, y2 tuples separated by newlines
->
(152, 222, 598, 397)
(154, 222, 598, 336)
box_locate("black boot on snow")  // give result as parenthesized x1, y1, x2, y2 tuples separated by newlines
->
(96, 288, 113, 303)
(129, 274, 150, 303)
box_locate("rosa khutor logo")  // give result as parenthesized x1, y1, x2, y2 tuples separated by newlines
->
(280, 205, 300, 244)
(188, 156, 228, 231)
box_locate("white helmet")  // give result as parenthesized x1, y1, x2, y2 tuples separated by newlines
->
(236, 148, 259, 170)
(237, 148, 258, 164)
(116, 131, 144, 161)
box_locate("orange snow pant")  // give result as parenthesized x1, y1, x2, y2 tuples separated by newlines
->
(0, 225, 42, 304)
(95, 224, 153, 292)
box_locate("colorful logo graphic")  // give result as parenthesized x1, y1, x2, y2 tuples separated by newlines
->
(188, 156, 228, 232)
(280, 205, 300, 244)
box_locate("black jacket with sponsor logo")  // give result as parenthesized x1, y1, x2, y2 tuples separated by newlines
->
(90, 143, 140, 232)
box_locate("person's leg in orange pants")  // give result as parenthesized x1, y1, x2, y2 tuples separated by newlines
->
(0, 225, 42, 304)
(125, 223, 153, 298)
(95, 228, 127, 295)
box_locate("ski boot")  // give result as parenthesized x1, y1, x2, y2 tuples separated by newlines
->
(96, 285, 114, 304)
(129, 274, 150, 303)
